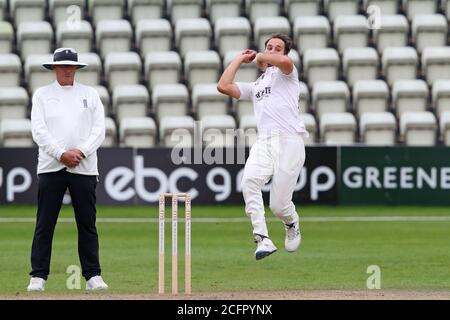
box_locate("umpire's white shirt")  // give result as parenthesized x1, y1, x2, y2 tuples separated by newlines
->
(31, 80, 105, 175)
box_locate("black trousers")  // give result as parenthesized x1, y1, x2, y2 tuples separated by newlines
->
(30, 168, 101, 281)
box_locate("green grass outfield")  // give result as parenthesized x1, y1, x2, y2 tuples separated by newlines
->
(1, 205, 450, 296)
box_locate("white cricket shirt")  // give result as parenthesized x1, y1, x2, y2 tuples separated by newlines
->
(236, 66, 308, 137)
(31, 81, 105, 175)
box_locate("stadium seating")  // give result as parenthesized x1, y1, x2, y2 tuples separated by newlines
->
(324, 0, 359, 23)
(50, 0, 86, 27)
(360, 112, 397, 145)
(400, 111, 437, 146)
(0, 118, 33, 147)
(175, 18, 212, 57)
(238, 114, 258, 147)
(285, 0, 321, 23)
(120, 117, 157, 147)
(443, 0, 450, 20)
(103, 116, 117, 147)
(93, 85, 111, 116)
(206, 0, 241, 25)
(104, 52, 142, 91)
(17, 21, 53, 61)
(363, 0, 398, 15)
(421, 47, 450, 87)
(233, 99, 254, 121)
(25, 54, 55, 93)
(373, 15, 409, 55)
(343, 47, 379, 88)
(152, 83, 189, 121)
(0, 21, 13, 53)
(320, 112, 357, 145)
(10, 0, 46, 25)
(334, 15, 369, 55)
(215, 17, 251, 57)
(144, 51, 182, 91)
(88, 0, 124, 26)
(96, 19, 132, 59)
(0, 54, 22, 87)
(223, 51, 258, 83)
(192, 83, 229, 120)
(202, 114, 236, 147)
(184, 51, 221, 89)
(113, 84, 150, 124)
(159, 115, 194, 147)
(136, 19, 172, 58)
(301, 113, 317, 145)
(254, 17, 290, 52)
(352, 80, 390, 118)
(440, 111, 450, 146)
(1, 0, 449, 148)
(382, 47, 418, 86)
(288, 49, 301, 70)
(168, 0, 203, 25)
(313, 81, 350, 119)
(0, 87, 29, 120)
(432, 80, 450, 118)
(128, 0, 164, 26)
(303, 48, 340, 87)
(412, 14, 447, 54)
(293, 16, 330, 56)
(0, 0, 5, 19)
(245, 0, 280, 24)
(299, 81, 310, 113)
(403, 0, 438, 21)
(392, 80, 429, 117)
(56, 20, 93, 53)
(76, 53, 102, 86)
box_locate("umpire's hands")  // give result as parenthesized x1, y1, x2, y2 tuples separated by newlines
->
(60, 149, 84, 168)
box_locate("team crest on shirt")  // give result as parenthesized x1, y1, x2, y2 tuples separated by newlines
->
(255, 87, 271, 101)
(82, 99, 88, 108)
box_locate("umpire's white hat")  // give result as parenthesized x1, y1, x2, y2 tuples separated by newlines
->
(42, 48, 88, 70)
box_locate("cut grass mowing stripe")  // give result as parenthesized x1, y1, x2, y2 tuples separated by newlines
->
(2, 216, 450, 223)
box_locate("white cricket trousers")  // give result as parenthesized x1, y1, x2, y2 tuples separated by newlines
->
(241, 134, 306, 238)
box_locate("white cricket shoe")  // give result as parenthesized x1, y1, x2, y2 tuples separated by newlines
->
(284, 216, 301, 252)
(27, 277, 45, 292)
(86, 275, 108, 290)
(254, 235, 277, 260)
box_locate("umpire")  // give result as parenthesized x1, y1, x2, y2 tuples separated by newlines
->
(27, 48, 108, 291)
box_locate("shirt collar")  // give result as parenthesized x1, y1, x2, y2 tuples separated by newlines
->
(54, 80, 77, 90)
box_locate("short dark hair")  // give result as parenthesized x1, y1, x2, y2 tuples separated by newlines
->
(264, 34, 292, 55)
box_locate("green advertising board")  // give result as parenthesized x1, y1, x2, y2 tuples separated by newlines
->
(340, 146, 450, 205)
